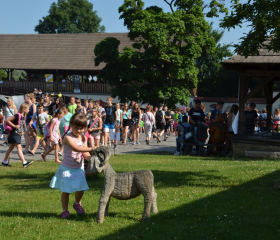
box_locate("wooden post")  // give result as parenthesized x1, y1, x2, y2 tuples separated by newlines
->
(264, 78, 273, 130)
(238, 75, 247, 134)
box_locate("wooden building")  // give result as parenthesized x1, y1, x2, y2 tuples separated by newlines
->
(0, 33, 132, 94)
(222, 40, 280, 157)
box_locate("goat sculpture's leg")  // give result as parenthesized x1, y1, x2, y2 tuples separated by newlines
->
(97, 186, 114, 223)
(151, 188, 158, 214)
(97, 196, 109, 223)
(104, 196, 111, 216)
(142, 193, 153, 221)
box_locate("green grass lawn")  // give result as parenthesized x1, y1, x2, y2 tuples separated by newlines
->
(1, 154, 280, 240)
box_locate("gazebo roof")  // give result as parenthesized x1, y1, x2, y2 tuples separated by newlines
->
(0, 33, 132, 71)
(222, 40, 280, 65)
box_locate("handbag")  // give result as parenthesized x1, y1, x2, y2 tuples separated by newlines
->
(85, 117, 99, 140)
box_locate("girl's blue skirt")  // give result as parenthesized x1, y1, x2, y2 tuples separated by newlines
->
(50, 164, 89, 193)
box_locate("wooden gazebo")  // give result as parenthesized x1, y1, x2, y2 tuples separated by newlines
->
(222, 42, 280, 157)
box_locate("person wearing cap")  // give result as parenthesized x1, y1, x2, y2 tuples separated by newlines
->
(210, 101, 224, 122)
(188, 99, 205, 125)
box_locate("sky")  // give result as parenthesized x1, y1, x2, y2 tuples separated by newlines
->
(0, 0, 248, 53)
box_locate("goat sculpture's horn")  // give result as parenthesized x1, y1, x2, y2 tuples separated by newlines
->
(93, 146, 111, 164)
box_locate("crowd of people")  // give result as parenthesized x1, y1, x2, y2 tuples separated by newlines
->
(1, 93, 280, 164)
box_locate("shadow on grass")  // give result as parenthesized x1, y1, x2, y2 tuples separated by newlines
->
(95, 170, 280, 240)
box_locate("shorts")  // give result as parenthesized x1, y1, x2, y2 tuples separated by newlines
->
(36, 133, 44, 140)
(165, 122, 171, 131)
(156, 122, 165, 131)
(123, 119, 130, 127)
(36, 129, 44, 139)
(8, 132, 21, 144)
(89, 135, 100, 140)
(103, 123, 115, 133)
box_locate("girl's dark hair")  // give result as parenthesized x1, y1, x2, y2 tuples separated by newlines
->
(54, 108, 64, 118)
(63, 112, 87, 142)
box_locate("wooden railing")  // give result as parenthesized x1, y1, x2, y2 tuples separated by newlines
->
(0, 81, 112, 94)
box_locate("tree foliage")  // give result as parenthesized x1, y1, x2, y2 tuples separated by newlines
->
(221, 0, 280, 56)
(35, 0, 105, 33)
(197, 27, 239, 97)
(94, 0, 227, 107)
(0, 69, 7, 80)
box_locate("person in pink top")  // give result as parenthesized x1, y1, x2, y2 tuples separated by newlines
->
(41, 108, 64, 163)
(49, 112, 97, 219)
(142, 105, 155, 145)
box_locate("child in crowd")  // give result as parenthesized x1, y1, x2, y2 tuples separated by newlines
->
(103, 97, 116, 146)
(41, 109, 64, 163)
(3, 97, 18, 145)
(86, 99, 94, 126)
(95, 100, 106, 145)
(84, 99, 89, 110)
(28, 104, 48, 155)
(140, 110, 145, 133)
(88, 107, 102, 147)
(59, 105, 73, 154)
(68, 96, 77, 114)
(111, 121, 121, 148)
(1, 103, 33, 167)
(113, 102, 122, 144)
(121, 103, 131, 145)
(49, 112, 97, 219)
(0, 108, 3, 140)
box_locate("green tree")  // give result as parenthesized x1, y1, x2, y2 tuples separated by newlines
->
(35, 0, 105, 33)
(0, 69, 7, 80)
(197, 27, 239, 97)
(94, 0, 227, 107)
(221, 0, 280, 56)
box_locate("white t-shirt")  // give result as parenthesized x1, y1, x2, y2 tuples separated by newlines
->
(33, 112, 48, 131)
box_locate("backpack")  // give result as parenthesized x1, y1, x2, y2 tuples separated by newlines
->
(44, 118, 57, 139)
(178, 122, 192, 140)
(155, 110, 163, 123)
(4, 113, 22, 133)
(196, 122, 208, 141)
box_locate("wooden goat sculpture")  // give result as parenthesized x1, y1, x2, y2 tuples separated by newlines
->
(85, 146, 158, 223)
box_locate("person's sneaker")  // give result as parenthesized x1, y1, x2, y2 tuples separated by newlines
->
(132, 142, 136, 145)
(22, 150, 29, 154)
(174, 151, 180, 156)
(1, 161, 12, 167)
(61, 210, 71, 219)
(73, 202, 85, 215)
(23, 161, 33, 168)
(163, 139, 167, 141)
(58, 151, 63, 156)
(147, 140, 150, 145)
(157, 137, 161, 143)
(136, 141, 140, 145)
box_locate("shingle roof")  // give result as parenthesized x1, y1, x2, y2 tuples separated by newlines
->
(222, 40, 280, 65)
(0, 33, 131, 71)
